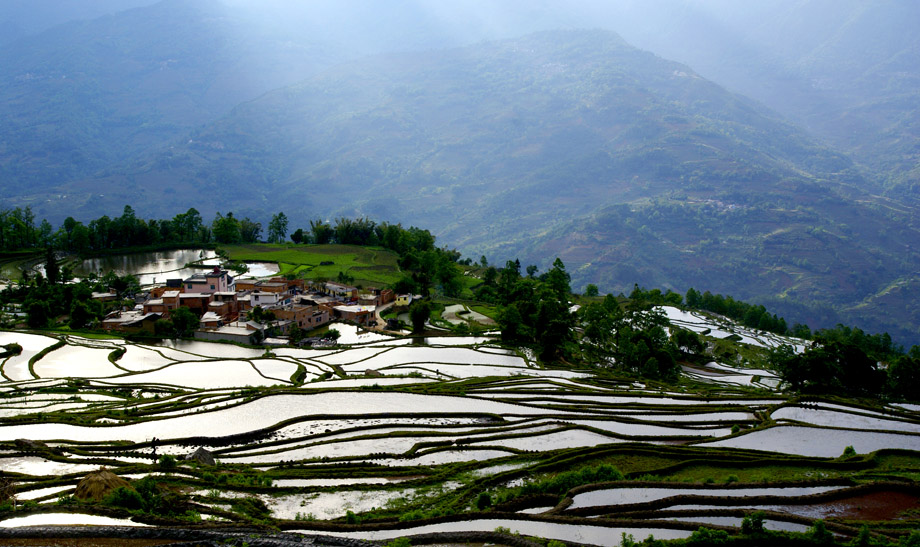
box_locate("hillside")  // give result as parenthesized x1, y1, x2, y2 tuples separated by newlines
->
(21, 29, 919, 343)
(0, 0, 346, 197)
(602, 0, 920, 201)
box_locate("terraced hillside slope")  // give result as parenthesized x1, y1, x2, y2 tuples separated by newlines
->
(0, 315, 918, 545)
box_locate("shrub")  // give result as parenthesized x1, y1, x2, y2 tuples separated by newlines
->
(842, 445, 857, 458)
(475, 492, 492, 510)
(809, 520, 833, 544)
(741, 511, 765, 535)
(345, 510, 360, 524)
(295, 512, 316, 521)
(520, 464, 623, 496)
(158, 455, 177, 470)
(384, 539, 411, 547)
(103, 487, 145, 511)
(688, 527, 730, 544)
(56, 495, 75, 506)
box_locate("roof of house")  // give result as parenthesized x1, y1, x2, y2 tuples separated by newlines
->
(209, 325, 253, 337)
(102, 311, 161, 326)
(334, 305, 375, 313)
(199, 311, 222, 323)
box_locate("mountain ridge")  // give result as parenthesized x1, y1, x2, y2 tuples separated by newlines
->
(2, 25, 918, 343)
(10, 29, 917, 343)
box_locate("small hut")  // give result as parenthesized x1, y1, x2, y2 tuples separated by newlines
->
(74, 468, 131, 501)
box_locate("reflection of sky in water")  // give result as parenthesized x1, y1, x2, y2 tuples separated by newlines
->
(50, 249, 281, 285)
(701, 425, 920, 457)
(294, 520, 691, 546)
(235, 262, 281, 278)
(0, 513, 149, 527)
(70, 249, 218, 285)
(571, 485, 845, 508)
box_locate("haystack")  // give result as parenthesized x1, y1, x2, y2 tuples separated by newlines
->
(184, 447, 216, 466)
(74, 468, 131, 501)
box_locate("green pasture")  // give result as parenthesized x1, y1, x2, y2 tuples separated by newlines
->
(220, 244, 402, 287)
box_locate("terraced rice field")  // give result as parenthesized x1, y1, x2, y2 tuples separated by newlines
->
(0, 327, 919, 546)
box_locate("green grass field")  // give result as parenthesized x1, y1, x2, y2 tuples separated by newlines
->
(220, 244, 403, 287)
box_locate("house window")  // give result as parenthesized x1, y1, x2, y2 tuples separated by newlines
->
(210, 285, 215, 290)
(187, 285, 193, 289)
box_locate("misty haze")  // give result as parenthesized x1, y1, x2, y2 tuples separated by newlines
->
(0, 2, 919, 545)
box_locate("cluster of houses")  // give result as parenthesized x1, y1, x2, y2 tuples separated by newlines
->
(101, 267, 408, 345)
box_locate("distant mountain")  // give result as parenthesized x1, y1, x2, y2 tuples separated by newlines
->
(4, 0, 918, 203)
(600, 0, 920, 201)
(0, 0, 346, 196)
(26, 30, 920, 343)
(0, 0, 157, 44)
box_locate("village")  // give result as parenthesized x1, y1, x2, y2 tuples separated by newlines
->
(98, 266, 415, 345)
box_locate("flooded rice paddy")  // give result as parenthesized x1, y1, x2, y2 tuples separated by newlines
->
(0, 327, 918, 544)
(70, 249, 219, 286)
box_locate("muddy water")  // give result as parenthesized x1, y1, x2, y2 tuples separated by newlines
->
(767, 490, 920, 521)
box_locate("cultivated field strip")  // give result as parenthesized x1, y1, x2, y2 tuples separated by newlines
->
(1, 329, 919, 545)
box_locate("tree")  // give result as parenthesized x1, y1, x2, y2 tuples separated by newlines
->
(392, 276, 417, 295)
(888, 350, 920, 401)
(169, 307, 199, 338)
(290, 228, 305, 244)
(584, 284, 599, 297)
(409, 301, 432, 333)
(581, 302, 617, 360)
(310, 219, 334, 244)
(288, 324, 305, 343)
(671, 328, 704, 355)
(26, 300, 51, 328)
(239, 217, 262, 243)
(543, 258, 571, 297)
(38, 220, 53, 247)
(685, 287, 702, 308)
(212, 213, 242, 244)
(44, 248, 59, 285)
(771, 340, 884, 396)
(267, 212, 289, 243)
(498, 303, 529, 342)
(69, 301, 93, 329)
